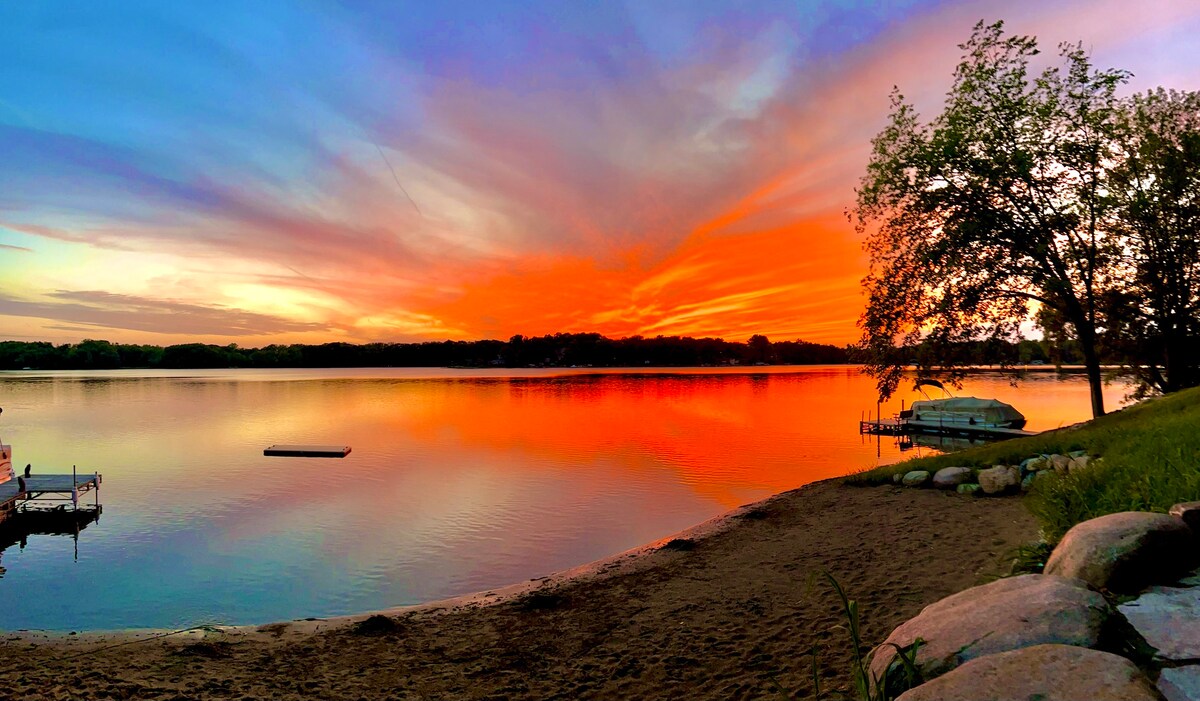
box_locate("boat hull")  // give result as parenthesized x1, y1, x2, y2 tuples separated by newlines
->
(910, 397, 1026, 430)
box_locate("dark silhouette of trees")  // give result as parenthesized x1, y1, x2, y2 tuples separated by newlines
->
(854, 21, 1133, 417)
(747, 335, 773, 364)
(1106, 89, 1200, 396)
(0, 333, 853, 370)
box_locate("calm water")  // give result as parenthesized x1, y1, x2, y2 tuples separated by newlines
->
(0, 366, 1127, 630)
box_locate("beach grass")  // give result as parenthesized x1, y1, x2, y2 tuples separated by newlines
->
(845, 384, 1200, 541)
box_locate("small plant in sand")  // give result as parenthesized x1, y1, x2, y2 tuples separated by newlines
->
(771, 574, 922, 701)
(827, 573, 923, 701)
(1004, 541, 1053, 576)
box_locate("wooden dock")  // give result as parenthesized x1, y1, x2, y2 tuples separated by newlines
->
(0, 472, 102, 528)
(860, 417, 1035, 440)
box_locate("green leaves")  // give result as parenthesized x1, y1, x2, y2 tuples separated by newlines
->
(850, 19, 1167, 417)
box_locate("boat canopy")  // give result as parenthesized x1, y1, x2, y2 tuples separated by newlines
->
(911, 397, 1025, 425)
(914, 379, 953, 399)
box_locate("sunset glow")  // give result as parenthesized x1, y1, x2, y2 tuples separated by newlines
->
(2, 1, 1198, 345)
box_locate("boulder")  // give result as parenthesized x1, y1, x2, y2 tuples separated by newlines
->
(895, 644, 1161, 701)
(1118, 586, 1200, 661)
(1158, 666, 1200, 701)
(1170, 502, 1200, 532)
(868, 574, 1111, 688)
(1021, 472, 1037, 492)
(1068, 455, 1091, 472)
(1022, 455, 1051, 472)
(1049, 454, 1073, 473)
(956, 483, 981, 496)
(978, 465, 1020, 495)
(893, 472, 904, 484)
(902, 470, 931, 487)
(932, 467, 972, 489)
(1044, 511, 1196, 593)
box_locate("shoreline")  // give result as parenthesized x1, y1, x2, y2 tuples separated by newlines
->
(5, 482, 805, 645)
(1, 478, 1039, 700)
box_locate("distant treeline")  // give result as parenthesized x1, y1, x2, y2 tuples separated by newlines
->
(908, 338, 1090, 367)
(0, 334, 1098, 371)
(0, 334, 853, 370)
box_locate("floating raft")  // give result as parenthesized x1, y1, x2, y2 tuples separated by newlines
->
(264, 444, 352, 458)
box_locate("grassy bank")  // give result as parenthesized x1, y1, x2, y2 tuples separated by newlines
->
(847, 385, 1200, 541)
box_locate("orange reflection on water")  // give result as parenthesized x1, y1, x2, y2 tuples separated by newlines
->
(0, 367, 1131, 629)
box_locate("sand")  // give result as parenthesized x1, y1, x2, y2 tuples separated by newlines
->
(0, 481, 1038, 700)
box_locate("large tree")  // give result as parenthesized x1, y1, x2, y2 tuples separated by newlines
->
(852, 21, 1129, 417)
(1105, 89, 1200, 396)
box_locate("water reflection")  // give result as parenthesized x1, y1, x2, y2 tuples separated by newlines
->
(0, 508, 102, 578)
(0, 366, 1128, 629)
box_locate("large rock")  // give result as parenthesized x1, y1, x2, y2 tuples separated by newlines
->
(1068, 455, 1091, 472)
(1049, 454, 1073, 473)
(1118, 586, 1200, 661)
(978, 465, 1020, 494)
(1021, 455, 1049, 472)
(1044, 511, 1196, 593)
(902, 470, 931, 487)
(895, 644, 1161, 701)
(932, 467, 972, 489)
(868, 574, 1111, 689)
(1170, 502, 1200, 532)
(1158, 666, 1200, 701)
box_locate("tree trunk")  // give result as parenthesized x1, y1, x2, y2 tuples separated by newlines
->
(1080, 335, 1106, 418)
(1161, 323, 1196, 394)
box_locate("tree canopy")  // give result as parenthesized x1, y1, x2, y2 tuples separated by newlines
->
(853, 20, 1200, 416)
(1106, 89, 1200, 396)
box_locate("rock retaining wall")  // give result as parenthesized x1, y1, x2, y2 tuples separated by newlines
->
(869, 501, 1200, 700)
(891, 450, 1096, 497)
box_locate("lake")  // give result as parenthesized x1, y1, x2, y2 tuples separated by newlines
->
(0, 366, 1127, 630)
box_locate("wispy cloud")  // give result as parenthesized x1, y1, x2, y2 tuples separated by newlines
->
(1, 0, 1198, 343)
(0, 291, 328, 337)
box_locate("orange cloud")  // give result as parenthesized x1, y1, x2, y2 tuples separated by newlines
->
(5, 0, 1199, 345)
(418, 211, 864, 343)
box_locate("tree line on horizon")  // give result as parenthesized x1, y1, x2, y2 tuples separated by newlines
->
(0, 334, 850, 370)
(854, 21, 1200, 417)
(0, 333, 1093, 371)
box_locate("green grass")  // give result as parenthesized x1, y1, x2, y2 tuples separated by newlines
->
(845, 385, 1200, 541)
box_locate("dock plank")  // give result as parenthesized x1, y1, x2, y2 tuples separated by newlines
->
(860, 419, 1035, 439)
(0, 472, 99, 501)
(0, 473, 100, 509)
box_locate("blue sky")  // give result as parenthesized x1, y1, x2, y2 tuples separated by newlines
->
(2, 0, 1198, 344)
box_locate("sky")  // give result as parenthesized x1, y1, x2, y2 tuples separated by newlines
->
(2, 1, 1199, 347)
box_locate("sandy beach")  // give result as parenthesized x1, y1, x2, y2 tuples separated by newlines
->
(0, 480, 1037, 700)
